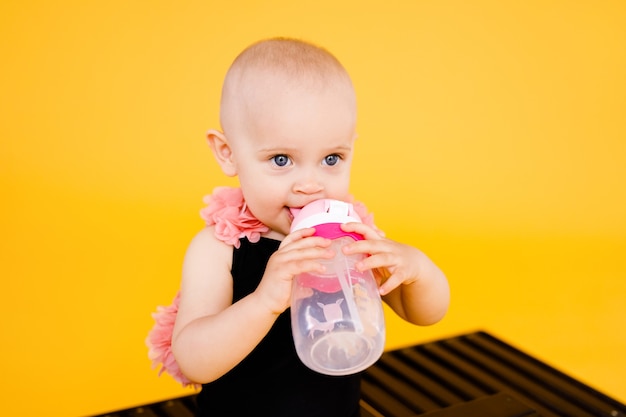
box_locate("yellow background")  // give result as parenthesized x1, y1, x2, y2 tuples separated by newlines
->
(2, 1, 625, 416)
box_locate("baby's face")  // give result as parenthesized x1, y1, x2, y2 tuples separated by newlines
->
(227, 76, 357, 237)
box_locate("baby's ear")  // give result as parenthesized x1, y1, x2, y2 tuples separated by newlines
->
(206, 129, 237, 177)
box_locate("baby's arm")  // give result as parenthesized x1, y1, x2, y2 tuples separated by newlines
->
(340, 223, 450, 326)
(171, 226, 333, 384)
(171, 227, 277, 383)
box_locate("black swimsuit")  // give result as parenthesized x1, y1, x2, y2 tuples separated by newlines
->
(195, 237, 361, 417)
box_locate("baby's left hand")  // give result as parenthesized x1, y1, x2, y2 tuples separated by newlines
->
(341, 221, 450, 326)
(340, 222, 422, 296)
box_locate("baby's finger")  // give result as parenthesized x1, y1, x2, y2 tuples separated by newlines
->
(340, 222, 383, 240)
(354, 251, 394, 272)
(342, 238, 393, 261)
(279, 227, 319, 248)
(378, 273, 403, 296)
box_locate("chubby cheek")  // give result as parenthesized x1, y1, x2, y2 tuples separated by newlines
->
(328, 182, 352, 201)
(238, 177, 277, 207)
(328, 171, 351, 193)
(243, 194, 291, 233)
(269, 210, 293, 235)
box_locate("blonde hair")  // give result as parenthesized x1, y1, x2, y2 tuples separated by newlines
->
(220, 37, 355, 133)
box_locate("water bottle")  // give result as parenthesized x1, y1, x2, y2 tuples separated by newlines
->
(290, 199, 385, 375)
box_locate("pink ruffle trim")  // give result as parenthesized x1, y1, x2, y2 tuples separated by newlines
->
(145, 292, 200, 389)
(146, 187, 378, 387)
(200, 186, 269, 248)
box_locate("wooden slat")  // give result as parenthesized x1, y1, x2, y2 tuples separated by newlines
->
(420, 392, 539, 417)
(465, 332, 624, 415)
(395, 348, 490, 400)
(443, 335, 604, 416)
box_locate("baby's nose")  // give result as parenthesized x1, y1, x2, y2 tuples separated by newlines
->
(293, 175, 324, 195)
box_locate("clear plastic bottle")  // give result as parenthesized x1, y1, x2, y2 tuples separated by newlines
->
(290, 199, 385, 375)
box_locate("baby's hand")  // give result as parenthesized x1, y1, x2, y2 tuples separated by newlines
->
(255, 228, 333, 315)
(341, 222, 450, 326)
(340, 222, 424, 296)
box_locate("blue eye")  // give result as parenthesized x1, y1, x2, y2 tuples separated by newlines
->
(271, 155, 291, 167)
(323, 154, 340, 166)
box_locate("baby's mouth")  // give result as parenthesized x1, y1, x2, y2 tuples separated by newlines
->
(288, 207, 302, 222)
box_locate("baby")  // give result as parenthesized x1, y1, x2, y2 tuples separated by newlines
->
(155, 37, 449, 417)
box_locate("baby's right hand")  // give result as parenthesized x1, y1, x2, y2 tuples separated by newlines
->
(254, 228, 333, 315)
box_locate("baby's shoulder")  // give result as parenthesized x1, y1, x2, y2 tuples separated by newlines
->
(184, 226, 234, 271)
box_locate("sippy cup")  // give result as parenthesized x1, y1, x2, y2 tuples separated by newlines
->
(290, 199, 385, 375)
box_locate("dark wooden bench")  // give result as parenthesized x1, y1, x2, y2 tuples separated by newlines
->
(93, 331, 625, 417)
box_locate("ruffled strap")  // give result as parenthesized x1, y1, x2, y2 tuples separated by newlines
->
(199, 186, 269, 248)
(146, 187, 378, 387)
(145, 292, 199, 389)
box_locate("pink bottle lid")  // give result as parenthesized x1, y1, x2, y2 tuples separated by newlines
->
(290, 200, 364, 293)
(290, 199, 363, 241)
